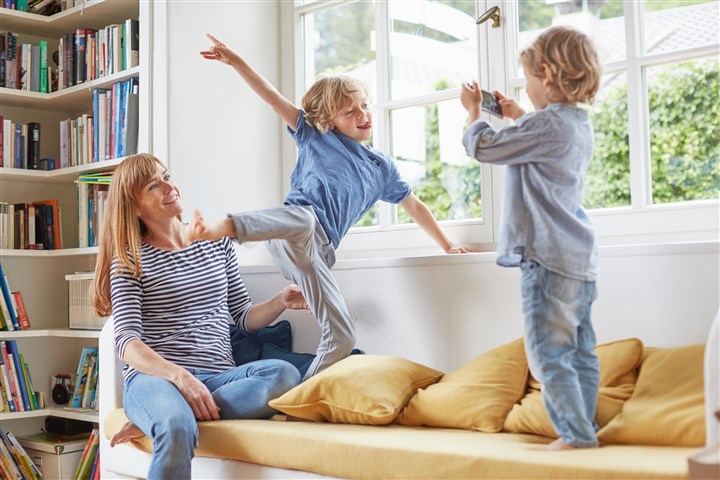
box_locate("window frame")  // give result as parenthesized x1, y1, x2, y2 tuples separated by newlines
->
(283, 0, 719, 258)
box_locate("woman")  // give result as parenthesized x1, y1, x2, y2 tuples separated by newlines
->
(92, 153, 306, 479)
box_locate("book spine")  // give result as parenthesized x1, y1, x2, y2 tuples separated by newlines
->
(39, 40, 48, 93)
(0, 346, 16, 411)
(26, 122, 40, 170)
(0, 264, 18, 330)
(19, 354, 38, 410)
(11, 292, 30, 330)
(7, 341, 30, 410)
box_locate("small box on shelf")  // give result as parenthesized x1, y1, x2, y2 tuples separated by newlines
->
(16, 431, 90, 480)
(65, 273, 107, 330)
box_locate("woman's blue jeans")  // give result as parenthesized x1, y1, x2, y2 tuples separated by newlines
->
(122, 359, 301, 479)
(520, 259, 600, 448)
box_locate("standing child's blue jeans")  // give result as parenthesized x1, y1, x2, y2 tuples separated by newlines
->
(520, 259, 600, 448)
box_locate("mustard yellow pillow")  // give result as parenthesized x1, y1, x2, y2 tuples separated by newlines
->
(503, 338, 644, 437)
(268, 355, 443, 425)
(597, 344, 705, 446)
(396, 338, 528, 432)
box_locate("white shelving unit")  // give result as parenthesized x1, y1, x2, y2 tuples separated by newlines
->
(0, 0, 148, 439)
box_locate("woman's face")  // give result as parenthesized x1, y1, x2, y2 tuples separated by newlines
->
(134, 162, 183, 220)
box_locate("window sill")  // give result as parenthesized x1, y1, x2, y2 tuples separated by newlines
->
(236, 240, 718, 274)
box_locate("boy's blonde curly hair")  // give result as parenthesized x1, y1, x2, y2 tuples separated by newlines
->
(301, 74, 369, 134)
(520, 26, 600, 105)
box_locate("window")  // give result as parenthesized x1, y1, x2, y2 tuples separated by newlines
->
(287, 1, 718, 255)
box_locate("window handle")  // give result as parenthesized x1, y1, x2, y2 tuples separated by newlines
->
(476, 6, 501, 28)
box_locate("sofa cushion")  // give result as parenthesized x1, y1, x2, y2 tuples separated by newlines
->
(104, 408, 696, 479)
(597, 344, 706, 447)
(396, 337, 528, 432)
(268, 355, 443, 425)
(230, 320, 293, 366)
(503, 338, 644, 438)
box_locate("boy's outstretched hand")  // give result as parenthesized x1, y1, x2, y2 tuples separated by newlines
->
(188, 210, 236, 242)
(200, 33, 239, 65)
(447, 245, 480, 254)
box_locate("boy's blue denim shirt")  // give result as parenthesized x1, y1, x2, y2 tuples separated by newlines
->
(463, 103, 598, 281)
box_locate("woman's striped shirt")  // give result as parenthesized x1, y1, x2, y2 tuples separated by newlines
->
(111, 236, 252, 382)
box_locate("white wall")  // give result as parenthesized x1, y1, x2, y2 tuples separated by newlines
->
(160, 5, 719, 374)
(239, 242, 719, 373)
(165, 2, 285, 264)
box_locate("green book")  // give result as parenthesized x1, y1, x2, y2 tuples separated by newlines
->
(39, 40, 48, 93)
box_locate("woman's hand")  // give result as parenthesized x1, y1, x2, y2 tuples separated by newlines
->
(281, 284, 309, 311)
(200, 33, 240, 66)
(173, 370, 221, 422)
(493, 90, 526, 121)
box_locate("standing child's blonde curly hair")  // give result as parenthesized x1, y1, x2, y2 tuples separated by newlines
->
(520, 26, 600, 105)
(300, 74, 370, 134)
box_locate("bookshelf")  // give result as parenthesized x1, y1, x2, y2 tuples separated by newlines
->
(0, 0, 148, 443)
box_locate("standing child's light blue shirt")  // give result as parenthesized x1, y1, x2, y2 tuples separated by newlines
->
(284, 110, 411, 248)
(463, 103, 598, 281)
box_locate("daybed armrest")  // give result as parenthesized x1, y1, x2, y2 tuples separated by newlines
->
(705, 309, 719, 448)
(99, 316, 123, 416)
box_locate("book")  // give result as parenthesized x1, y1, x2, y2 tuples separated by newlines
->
(2, 341, 24, 411)
(6, 341, 30, 411)
(0, 346, 16, 411)
(31, 199, 60, 249)
(39, 39, 48, 93)
(7, 431, 41, 480)
(0, 263, 18, 330)
(80, 353, 96, 408)
(11, 292, 30, 330)
(26, 122, 40, 170)
(19, 354, 38, 410)
(0, 430, 24, 480)
(72, 428, 97, 480)
(70, 346, 97, 408)
(123, 18, 139, 70)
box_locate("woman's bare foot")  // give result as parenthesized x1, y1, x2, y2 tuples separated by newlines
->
(110, 422, 145, 447)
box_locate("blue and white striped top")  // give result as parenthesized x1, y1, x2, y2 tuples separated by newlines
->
(111, 237, 253, 383)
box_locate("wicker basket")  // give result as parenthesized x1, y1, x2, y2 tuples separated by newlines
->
(66, 273, 107, 330)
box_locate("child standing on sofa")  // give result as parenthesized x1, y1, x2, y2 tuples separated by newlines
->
(197, 34, 476, 380)
(460, 26, 601, 450)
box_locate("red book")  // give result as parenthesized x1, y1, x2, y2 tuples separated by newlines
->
(11, 292, 30, 330)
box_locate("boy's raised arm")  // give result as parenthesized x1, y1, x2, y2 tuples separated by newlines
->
(201, 33, 300, 130)
(400, 194, 478, 254)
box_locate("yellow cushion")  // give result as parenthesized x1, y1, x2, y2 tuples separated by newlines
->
(503, 338, 644, 437)
(268, 355, 443, 425)
(597, 344, 706, 447)
(396, 338, 528, 432)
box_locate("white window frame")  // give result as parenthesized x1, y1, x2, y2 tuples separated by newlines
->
(282, 0, 719, 259)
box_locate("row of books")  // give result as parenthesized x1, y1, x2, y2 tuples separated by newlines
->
(0, 340, 42, 413)
(70, 346, 98, 411)
(59, 77, 139, 167)
(0, 19, 138, 93)
(77, 179, 109, 249)
(73, 428, 100, 480)
(0, 263, 31, 331)
(58, 20, 139, 90)
(0, 429, 41, 480)
(0, 34, 49, 93)
(0, 199, 62, 250)
(3, 0, 66, 15)
(0, 117, 43, 169)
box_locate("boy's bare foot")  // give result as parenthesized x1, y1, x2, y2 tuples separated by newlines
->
(547, 438, 578, 451)
(110, 422, 145, 447)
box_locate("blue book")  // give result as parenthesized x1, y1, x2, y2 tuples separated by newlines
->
(6, 340, 30, 410)
(0, 262, 18, 330)
(70, 347, 98, 408)
(13, 123, 21, 168)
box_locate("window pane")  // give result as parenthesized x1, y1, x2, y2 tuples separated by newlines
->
(516, 0, 626, 77)
(303, 3, 375, 93)
(388, 0, 476, 100)
(391, 100, 482, 224)
(586, 72, 631, 209)
(643, 1, 719, 55)
(648, 57, 720, 204)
